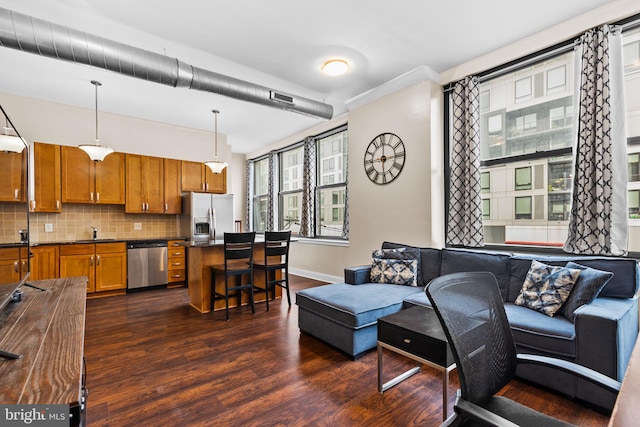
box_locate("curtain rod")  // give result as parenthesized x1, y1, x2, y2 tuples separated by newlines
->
(443, 12, 640, 93)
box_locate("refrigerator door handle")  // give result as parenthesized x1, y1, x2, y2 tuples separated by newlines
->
(208, 207, 214, 240)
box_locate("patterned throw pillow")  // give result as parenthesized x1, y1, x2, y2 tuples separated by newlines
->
(370, 248, 419, 286)
(514, 260, 581, 317)
(560, 262, 614, 322)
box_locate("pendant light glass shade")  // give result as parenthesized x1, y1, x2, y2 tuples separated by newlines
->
(204, 109, 228, 174)
(79, 80, 114, 161)
(0, 134, 26, 153)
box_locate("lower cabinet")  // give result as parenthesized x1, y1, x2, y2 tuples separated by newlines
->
(30, 245, 59, 280)
(0, 247, 26, 285)
(59, 242, 127, 293)
(168, 240, 186, 285)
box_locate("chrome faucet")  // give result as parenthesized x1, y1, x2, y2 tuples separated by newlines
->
(91, 226, 98, 240)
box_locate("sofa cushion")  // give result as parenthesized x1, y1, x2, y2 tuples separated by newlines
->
(440, 248, 511, 300)
(514, 260, 580, 317)
(503, 303, 576, 358)
(370, 248, 419, 286)
(295, 283, 423, 329)
(561, 262, 614, 322)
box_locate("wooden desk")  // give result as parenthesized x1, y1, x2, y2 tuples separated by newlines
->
(609, 336, 640, 426)
(0, 277, 87, 426)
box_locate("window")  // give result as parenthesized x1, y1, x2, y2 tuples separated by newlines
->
(548, 193, 571, 221)
(515, 167, 532, 190)
(316, 128, 348, 237)
(547, 65, 566, 94)
(515, 196, 532, 219)
(515, 77, 532, 103)
(279, 146, 303, 233)
(481, 172, 490, 193)
(548, 159, 573, 191)
(482, 199, 491, 219)
(487, 114, 502, 136)
(252, 157, 269, 232)
(480, 90, 490, 113)
(629, 153, 640, 182)
(630, 190, 640, 218)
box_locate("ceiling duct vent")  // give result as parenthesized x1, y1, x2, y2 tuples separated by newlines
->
(270, 91, 294, 105)
(0, 7, 333, 120)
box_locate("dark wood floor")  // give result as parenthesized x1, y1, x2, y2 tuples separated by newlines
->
(84, 276, 610, 426)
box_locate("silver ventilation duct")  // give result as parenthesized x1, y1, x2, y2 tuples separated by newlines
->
(0, 7, 333, 120)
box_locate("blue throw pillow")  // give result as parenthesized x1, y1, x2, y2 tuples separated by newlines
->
(515, 260, 581, 317)
(560, 262, 614, 322)
(370, 248, 419, 286)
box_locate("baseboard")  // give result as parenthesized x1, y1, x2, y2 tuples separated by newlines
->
(289, 268, 341, 284)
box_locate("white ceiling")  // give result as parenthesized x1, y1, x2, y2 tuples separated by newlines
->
(0, 0, 616, 153)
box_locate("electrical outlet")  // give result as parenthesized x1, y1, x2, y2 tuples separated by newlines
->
(44, 223, 53, 232)
(134, 223, 142, 230)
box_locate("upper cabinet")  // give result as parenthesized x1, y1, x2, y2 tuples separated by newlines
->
(163, 158, 182, 214)
(181, 160, 226, 194)
(61, 146, 124, 205)
(125, 154, 165, 213)
(32, 142, 61, 212)
(0, 150, 26, 203)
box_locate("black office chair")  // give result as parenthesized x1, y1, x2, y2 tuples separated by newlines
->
(210, 232, 256, 321)
(253, 230, 291, 311)
(425, 272, 620, 427)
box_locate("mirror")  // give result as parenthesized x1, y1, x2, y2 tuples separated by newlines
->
(0, 103, 30, 314)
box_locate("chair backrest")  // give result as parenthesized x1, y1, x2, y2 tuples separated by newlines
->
(263, 231, 291, 262)
(425, 272, 518, 405)
(223, 232, 256, 264)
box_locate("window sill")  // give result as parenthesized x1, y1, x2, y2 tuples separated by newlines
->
(294, 237, 349, 247)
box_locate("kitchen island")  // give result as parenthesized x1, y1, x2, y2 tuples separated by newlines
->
(184, 239, 281, 313)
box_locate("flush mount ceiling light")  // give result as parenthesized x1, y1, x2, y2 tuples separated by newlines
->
(321, 59, 349, 76)
(0, 118, 25, 153)
(204, 110, 228, 174)
(78, 80, 114, 161)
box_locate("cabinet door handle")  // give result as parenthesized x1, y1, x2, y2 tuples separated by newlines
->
(14, 261, 19, 273)
(31, 200, 36, 211)
(96, 192, 100, 202)
(172, 274, 182, 279)
(90, 256, 94, 267)
(14, 189, 19, 200)
(165, 202, 168, 212)
(142, 202, 145, 211)
(97, 255, 101, 266)
(56, 200, 60, 210)
(90, 192, 94, 201)
(172, 243, 180, 247)
(172, 262, 182, 266)
(201, 183, 205, 191)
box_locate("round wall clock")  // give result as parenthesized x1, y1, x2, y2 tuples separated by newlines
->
(363, 132, 405, 185)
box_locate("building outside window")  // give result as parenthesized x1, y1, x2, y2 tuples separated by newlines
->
(457, 26, 640, 249)
(252, 157, 269, 232)
(316, 128, 348, 238)
(279, 146, 303, 233)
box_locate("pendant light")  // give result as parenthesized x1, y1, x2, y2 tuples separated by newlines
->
(0, 118, 26, 153)
(204, 109, 228, 174)
(78, 80, 114, 161)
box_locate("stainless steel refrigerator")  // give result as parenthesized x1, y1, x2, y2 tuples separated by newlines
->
(181, 192, 235, 244)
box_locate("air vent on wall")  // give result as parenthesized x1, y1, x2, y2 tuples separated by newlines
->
(270, 91, 294, 104)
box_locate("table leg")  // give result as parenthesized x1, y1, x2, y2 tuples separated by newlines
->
(442, 368, 449, 421)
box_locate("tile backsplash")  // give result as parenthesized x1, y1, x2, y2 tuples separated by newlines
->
(0, 203, 181, 244)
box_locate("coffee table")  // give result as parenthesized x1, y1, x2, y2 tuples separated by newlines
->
(377, 305, 456, 421)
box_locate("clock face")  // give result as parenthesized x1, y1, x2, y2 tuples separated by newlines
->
(363, 133, 405, 185)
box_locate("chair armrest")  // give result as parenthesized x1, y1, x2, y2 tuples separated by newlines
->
(454, 396, 519, 427)
(517, 354, 620, 393)
(574, 296, 639, 380)
(344, 265, 371, 284)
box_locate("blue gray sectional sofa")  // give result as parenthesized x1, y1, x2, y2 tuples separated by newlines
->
(295, 242, 640, 410)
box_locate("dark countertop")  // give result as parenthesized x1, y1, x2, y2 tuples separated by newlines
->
(2, 237, 188, 248)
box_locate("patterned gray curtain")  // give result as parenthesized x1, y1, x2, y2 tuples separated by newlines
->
(341, 148, 349, 240)
(300, 136, 316, 237)
(564, 25, 627, 256)
(446, 76, 484, 247)
(266, 153, 274, 231)
(245, 159, 252, 232)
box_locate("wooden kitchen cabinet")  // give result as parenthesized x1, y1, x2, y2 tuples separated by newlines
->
(32, 142, 62, 212)
(61, 146, 125, 204)
(181, 160, 226, 194)
(59, 242, 127, 293)
(125, 154, 165, 213)
(163, 158, 182, 214)
(167, 240, 186, 285)
(29, 245, 59, 280)
(0, 247, 24, 285)
(0, 150, 26, 203)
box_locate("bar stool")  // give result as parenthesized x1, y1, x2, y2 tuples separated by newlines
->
(210, 232, 256, 320)
(253, 230, 291, 311)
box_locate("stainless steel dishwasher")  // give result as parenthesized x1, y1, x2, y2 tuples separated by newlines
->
(127, 241, 168, 290)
